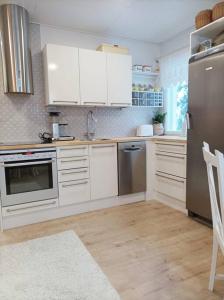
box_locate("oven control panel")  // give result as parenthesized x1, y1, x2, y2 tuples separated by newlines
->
(0, 148, 56, 162)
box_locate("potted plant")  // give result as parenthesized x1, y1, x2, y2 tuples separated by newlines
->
(152, 111, 166, 135)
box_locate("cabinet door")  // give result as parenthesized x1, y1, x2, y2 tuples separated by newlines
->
(107, 53, 132, 107)
(79, 49, 107, 105)
(44, 44, 80, 105)
(89, 144, 118, 200)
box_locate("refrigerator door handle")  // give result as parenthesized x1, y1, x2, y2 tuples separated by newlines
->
(186, 112, 191, 130)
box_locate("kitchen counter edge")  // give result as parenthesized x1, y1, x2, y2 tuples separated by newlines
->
(0, 136, 187, 151)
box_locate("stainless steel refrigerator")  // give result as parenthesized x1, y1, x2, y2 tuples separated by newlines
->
(187, 48, 224, 224)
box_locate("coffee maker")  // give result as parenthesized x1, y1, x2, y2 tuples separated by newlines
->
(50, 112, 74, 141)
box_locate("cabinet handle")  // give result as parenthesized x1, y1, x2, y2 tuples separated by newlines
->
(62, 181, 88, 188)
(111, 103, 131, 106)
(60, 147, 87, 150)
(156, 173, 185, 183)
(156, 142, 185, 147)
(61, 170, 88, 175)
(6, 201, 57, 213)
(53, 100, 79, 104)
(61, 158, 87, 163)
(92, 144, 116, 148)
(83, 102, 106, 105)
(155, 153, 185, 159)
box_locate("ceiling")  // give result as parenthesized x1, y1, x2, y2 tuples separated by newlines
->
(0, 0, 218, 43)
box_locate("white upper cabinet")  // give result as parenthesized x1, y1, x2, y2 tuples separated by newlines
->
(107, 53, 132, 107)
(79, 49, 108, 106)
(89, 144, 118, 200)
(43, 44, 80, 105)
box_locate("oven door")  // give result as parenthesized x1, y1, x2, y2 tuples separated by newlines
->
(0, 158, 58, 207)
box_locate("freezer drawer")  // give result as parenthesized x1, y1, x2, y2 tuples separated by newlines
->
(118, 141, 146, 195)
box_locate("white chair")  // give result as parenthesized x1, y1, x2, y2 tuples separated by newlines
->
(202, 142, 224, 291)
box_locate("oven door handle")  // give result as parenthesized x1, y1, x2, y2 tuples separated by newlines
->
(3, 160, 53, 167)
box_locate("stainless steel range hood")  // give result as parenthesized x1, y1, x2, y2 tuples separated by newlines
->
(0, 4, 33, 94)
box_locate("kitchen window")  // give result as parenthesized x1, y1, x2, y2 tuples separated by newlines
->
(160, 48, 189, 133)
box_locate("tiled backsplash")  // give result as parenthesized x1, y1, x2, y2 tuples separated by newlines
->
(0, 24, 157, 143)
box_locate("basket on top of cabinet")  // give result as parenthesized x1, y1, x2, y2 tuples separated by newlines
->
(132, 91, 163, 107)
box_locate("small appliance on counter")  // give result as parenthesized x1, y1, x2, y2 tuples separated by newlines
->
(136, 124, 153, 137)
(49, 112, 75, 141)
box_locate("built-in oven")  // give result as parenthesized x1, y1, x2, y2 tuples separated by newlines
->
(0, 148, 58, 207)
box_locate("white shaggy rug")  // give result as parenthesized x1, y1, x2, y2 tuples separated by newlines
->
(0, 231, 120, 300)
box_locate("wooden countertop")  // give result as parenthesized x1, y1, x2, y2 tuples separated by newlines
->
(0, 135, 187, 151)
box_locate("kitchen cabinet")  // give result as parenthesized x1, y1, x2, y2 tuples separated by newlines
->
(89, 144, 118, 200)
(153, 140, 187, 209)
(107, 53, 132, 107)
(79, 49, 107, 105)
(43, 44, 80, 105)
(57, 146, 90, 206)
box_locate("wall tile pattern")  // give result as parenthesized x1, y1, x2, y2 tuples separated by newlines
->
(0, 24, 157, 143)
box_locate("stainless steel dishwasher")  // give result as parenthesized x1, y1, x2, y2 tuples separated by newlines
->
(118, 141, 146, 196)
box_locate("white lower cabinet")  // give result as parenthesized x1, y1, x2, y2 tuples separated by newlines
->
(153, 141, 187, 205)
(155, 172, 186, 202)
(89, 144, 118, 200)
(59, 179, 91, 206)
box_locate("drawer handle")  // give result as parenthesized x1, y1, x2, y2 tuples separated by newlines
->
(62, 181, 88, 188)
(61, 158, 87, 163)
(156, 153, 185, 159)
(92, 145, 116, 148)
(60, 147, 87, 151)
(61, 170, 88, 175)
(156, 143, 185, 147)
(6, 200, 57, 213)
(156, 173, 185, 183)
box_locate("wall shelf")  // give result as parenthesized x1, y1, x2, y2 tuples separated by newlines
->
(190, 16, 224, 56)
(132, 91, 163, 107)
(132, 70, 160, 77)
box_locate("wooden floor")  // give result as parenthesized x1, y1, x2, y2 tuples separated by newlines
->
(0, 200, 223, 300)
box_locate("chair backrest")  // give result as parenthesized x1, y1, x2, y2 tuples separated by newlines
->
(202, 142, 224, 251)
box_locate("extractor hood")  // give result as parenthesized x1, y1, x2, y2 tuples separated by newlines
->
(0, 4, 33, 94)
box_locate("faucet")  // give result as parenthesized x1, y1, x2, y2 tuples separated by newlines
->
(86, 110, 97, 140)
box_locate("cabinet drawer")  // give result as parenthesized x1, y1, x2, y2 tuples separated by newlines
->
(57, 156, 89, 170)
(59, 179, 90, 206)
(58, 168, 89, 182)
(155, 142, 187, 154)
(155, 152, 186, 178)
(57, 146, 88, 158)
(155, 172, 186, 202)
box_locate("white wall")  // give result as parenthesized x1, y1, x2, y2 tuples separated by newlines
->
(40, 24, 160, 65)
(159, 27, 193, 57)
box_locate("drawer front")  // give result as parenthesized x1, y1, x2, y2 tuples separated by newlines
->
(58, 168, 89, 182)
(155, 172, 186, 202)
(155, 142, 187, 154)
(57, 156, 89, 170)
(155, 152, 186, 178)
(57, 146, 88, 158)
(59, 179, 90, 206)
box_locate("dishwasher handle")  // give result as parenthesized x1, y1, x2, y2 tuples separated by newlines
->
(123, 147, 143, 152)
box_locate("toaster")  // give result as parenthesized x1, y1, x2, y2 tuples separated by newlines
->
(136, 124, 153, 137)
